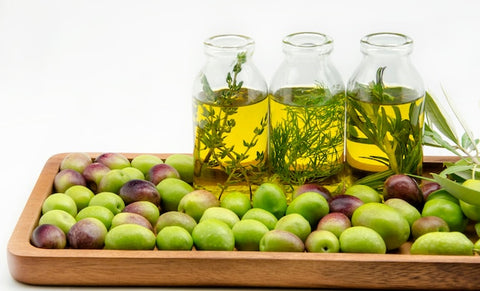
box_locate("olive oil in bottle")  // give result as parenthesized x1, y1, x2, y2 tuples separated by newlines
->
(270, 87, 345, 196)
(269, 32, 347, 198)
(193, 88, 268, 198)
(346, 87, 425, 175)
(192, 34, 268, 199)
(346, 33, 425, 179)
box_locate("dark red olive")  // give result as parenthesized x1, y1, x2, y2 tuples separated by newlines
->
(328, 195, 364, 218)
(421, 182, 442, 200)
(383, 174, 423, 209)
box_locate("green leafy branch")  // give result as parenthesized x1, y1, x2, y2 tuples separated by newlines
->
(423, 90, 480, 180)
(420, 89, 480, 206)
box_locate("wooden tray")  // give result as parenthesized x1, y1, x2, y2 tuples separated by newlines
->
(7, 153, 480, 289)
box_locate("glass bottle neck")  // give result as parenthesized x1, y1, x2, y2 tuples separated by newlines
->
(361, 53, 412, 65)
(282, 32, 334, 56)
(204, 34, 255, 58)
(360, 32, 414, 56)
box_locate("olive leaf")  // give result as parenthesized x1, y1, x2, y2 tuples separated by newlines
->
(422, 123, 462, 157)
(442, 159, 480, 181)
(443, 87, 478, 155)
(432, 173, 480, 206)
(439, 165, 477, 177)
(424, 92, 458, 143)
(461, 132, 480, 152)
(422, 90, 480, 205)
(424, 90, 479, 165)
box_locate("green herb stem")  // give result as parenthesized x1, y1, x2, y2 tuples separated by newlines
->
(195, 51, 267, 196)
(270, 87, 345, 187)
(347, 66, 424, 176)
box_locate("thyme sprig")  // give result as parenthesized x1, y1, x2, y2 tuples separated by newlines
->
(199, 52, 246, 164)
(195, 52, 267, 198)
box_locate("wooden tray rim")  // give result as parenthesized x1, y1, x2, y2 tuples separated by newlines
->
(7, 153, 480, 289)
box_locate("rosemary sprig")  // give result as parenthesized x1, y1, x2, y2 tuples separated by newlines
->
(356, 89, 480, 195)
(348, 66, 424, 176)
(270, 87, 345, 189)
(361, 66, 395, 103)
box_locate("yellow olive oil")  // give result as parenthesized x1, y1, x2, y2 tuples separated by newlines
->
(346, 87, 424, 176)
(193, 88, 269, 198)
(269, 87, 346, 197)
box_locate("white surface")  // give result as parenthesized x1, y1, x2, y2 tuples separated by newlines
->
(1, 0, 479, 289)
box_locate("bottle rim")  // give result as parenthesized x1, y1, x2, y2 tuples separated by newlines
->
(282, 32, 333, 54)
(361, 32, 413, 54)
(204, 34, 255, 55)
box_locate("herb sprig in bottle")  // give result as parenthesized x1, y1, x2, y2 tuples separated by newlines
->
(192, 34, 269, 199)
(346, 32, 425, 182)
(269, 32, 346, 197)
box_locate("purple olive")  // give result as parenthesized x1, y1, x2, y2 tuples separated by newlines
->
(31, 224, 67, 249)
(421, 182, 442, 200)
(95, 152, 130, 170)
(67, 218, 108, 249)
(119, 179, 160, 206)
(82, 162, 110, 192)
(60, 152, 92, 173)
(383, 174, 423, 209)
(54, 169, 87, 193)
(146, 164, 180, 185)
(328, 195, 363, 218)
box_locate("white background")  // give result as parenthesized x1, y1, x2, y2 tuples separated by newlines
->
(1, 0, 479, 289)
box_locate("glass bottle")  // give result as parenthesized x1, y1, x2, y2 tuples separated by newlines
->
(269, 32, 346, 198)
(192, 34, 269, 199)
(346, 32, 425, 177)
